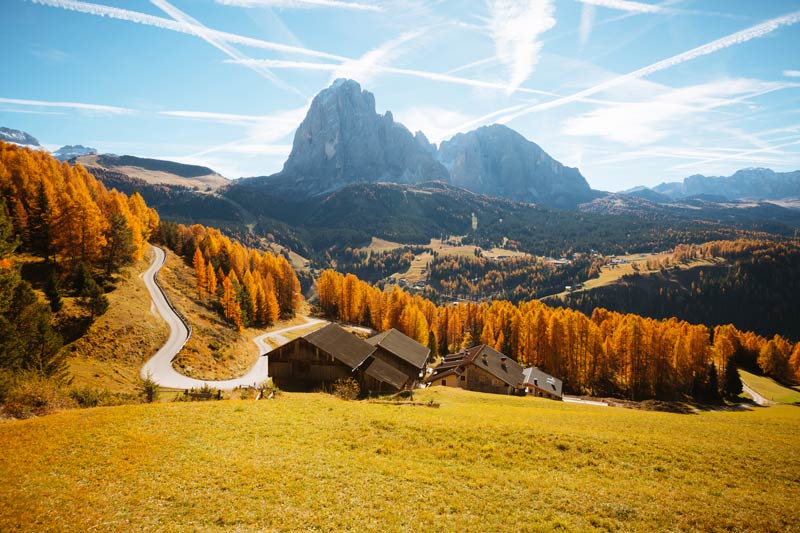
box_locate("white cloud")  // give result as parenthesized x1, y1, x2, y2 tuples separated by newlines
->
(31, 0, 347, 61)
(150, 0, 305, 97)
(575, 0, 664, 14)
(458, 8, 800, 129)
(330, 30, 424, 87)
(215, 0, 380, 11)
(228, 58, 562, 98)
(784, 70, 800, 77)
(0, 96, 133, 115)
(160, 106, 308, 144)
(395, 106, 475, 144)
(669, 137, 800, 171)
(579, 4, 595, 46)
(563, 79, 800, 145)
(486, 0, 556, 93)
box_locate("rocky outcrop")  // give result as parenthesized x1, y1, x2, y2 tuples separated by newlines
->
(438, 124, 596, 208)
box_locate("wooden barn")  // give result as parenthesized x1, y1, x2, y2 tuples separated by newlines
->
(522, 367, 563, 400)
(366, 328, 431, 390)
(267, 324, 431, 393)
(426, 344, 525, 395)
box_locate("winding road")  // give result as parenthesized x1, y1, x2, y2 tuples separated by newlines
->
(140, 245, 325, 390)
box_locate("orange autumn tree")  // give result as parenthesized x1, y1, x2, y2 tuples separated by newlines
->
(316, 268, 798, 401)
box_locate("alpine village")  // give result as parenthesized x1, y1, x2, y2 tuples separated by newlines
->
(2, 1, 800, 531)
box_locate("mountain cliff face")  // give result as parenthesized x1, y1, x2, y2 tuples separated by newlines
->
(438, 124, 596, 209)
(653, 168, 800, 200)
(274, 79, 449, 193)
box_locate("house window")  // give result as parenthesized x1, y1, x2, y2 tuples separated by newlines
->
(441, 380, 446, 386)
(460, 375, 465, 381)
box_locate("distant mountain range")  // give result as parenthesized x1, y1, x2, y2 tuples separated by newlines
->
(53, 144, 97, 161)
(0, 127, 40, 147)
(631, 168, 800, 202)
(239, 79, 597, 209)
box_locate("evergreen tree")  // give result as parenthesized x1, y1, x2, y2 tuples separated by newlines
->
(722, 356, 743, 399)
(73, 262, 94, 296)
(103, 211, 136, 276)
(85, 279, 109, 320)
(44, 271, 63, 313)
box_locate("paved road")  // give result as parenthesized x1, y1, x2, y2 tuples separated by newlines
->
(140, 244, 326, 390)
(563, 396, 608, 407)
(741, 382, 776, 406)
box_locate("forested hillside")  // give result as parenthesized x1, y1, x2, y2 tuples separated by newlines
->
(317, 268, 800, 401)
(0, 141, 160, 413)
(558, 240, 800, 341)
(0, 141, 302, 417)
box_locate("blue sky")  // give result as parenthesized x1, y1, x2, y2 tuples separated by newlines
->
(2, 0, 800, 191)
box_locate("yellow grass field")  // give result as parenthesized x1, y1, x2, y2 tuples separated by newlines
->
(1, 388, 798, 532)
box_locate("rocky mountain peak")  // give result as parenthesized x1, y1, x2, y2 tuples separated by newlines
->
(277, 79, 449, 194)
(438, 123, 595, 209)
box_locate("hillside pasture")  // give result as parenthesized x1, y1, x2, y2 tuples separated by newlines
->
(740, 369, 800, 404)
(0, 388, 798, 532)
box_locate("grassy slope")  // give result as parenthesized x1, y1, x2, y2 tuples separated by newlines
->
(740, 369, 800, 403)
(156, 248, 259, 381)
(1, 387, 798, 532)
(65, 249, 169, 393)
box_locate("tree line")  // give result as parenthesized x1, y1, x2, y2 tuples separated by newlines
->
(317, 267, 800, 401)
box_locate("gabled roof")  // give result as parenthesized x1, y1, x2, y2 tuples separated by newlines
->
(367, 328, 431, 369)
(522, 367, 563, 397)
(466, 345, 525, 388)
(360, 357, 410, 390)
(303, 323, 376, 369)
(427, 344, 524, 388)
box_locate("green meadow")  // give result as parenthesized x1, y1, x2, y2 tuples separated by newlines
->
(1, 387, 798, 532)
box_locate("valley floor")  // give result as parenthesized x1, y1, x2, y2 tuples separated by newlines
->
(1, 387, 798, 532)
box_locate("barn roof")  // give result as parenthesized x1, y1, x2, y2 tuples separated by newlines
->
(367, 328, 431, 369)
(426, 344, 524, 388)
(303, 323, 376, 369)
(522, 367, 563, 397)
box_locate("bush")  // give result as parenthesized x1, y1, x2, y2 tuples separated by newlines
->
(69, 387, 136, 408)
(332, 378, 360, 400)
(3, 374, 75, 419)
(138, 372, 159, 403)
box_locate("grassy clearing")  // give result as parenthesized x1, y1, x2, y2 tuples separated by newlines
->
(65, 249, 169, 393)
(546, 255, 722, 301)
(1, 387, 798, 532)
(740, 369, 800, 404)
